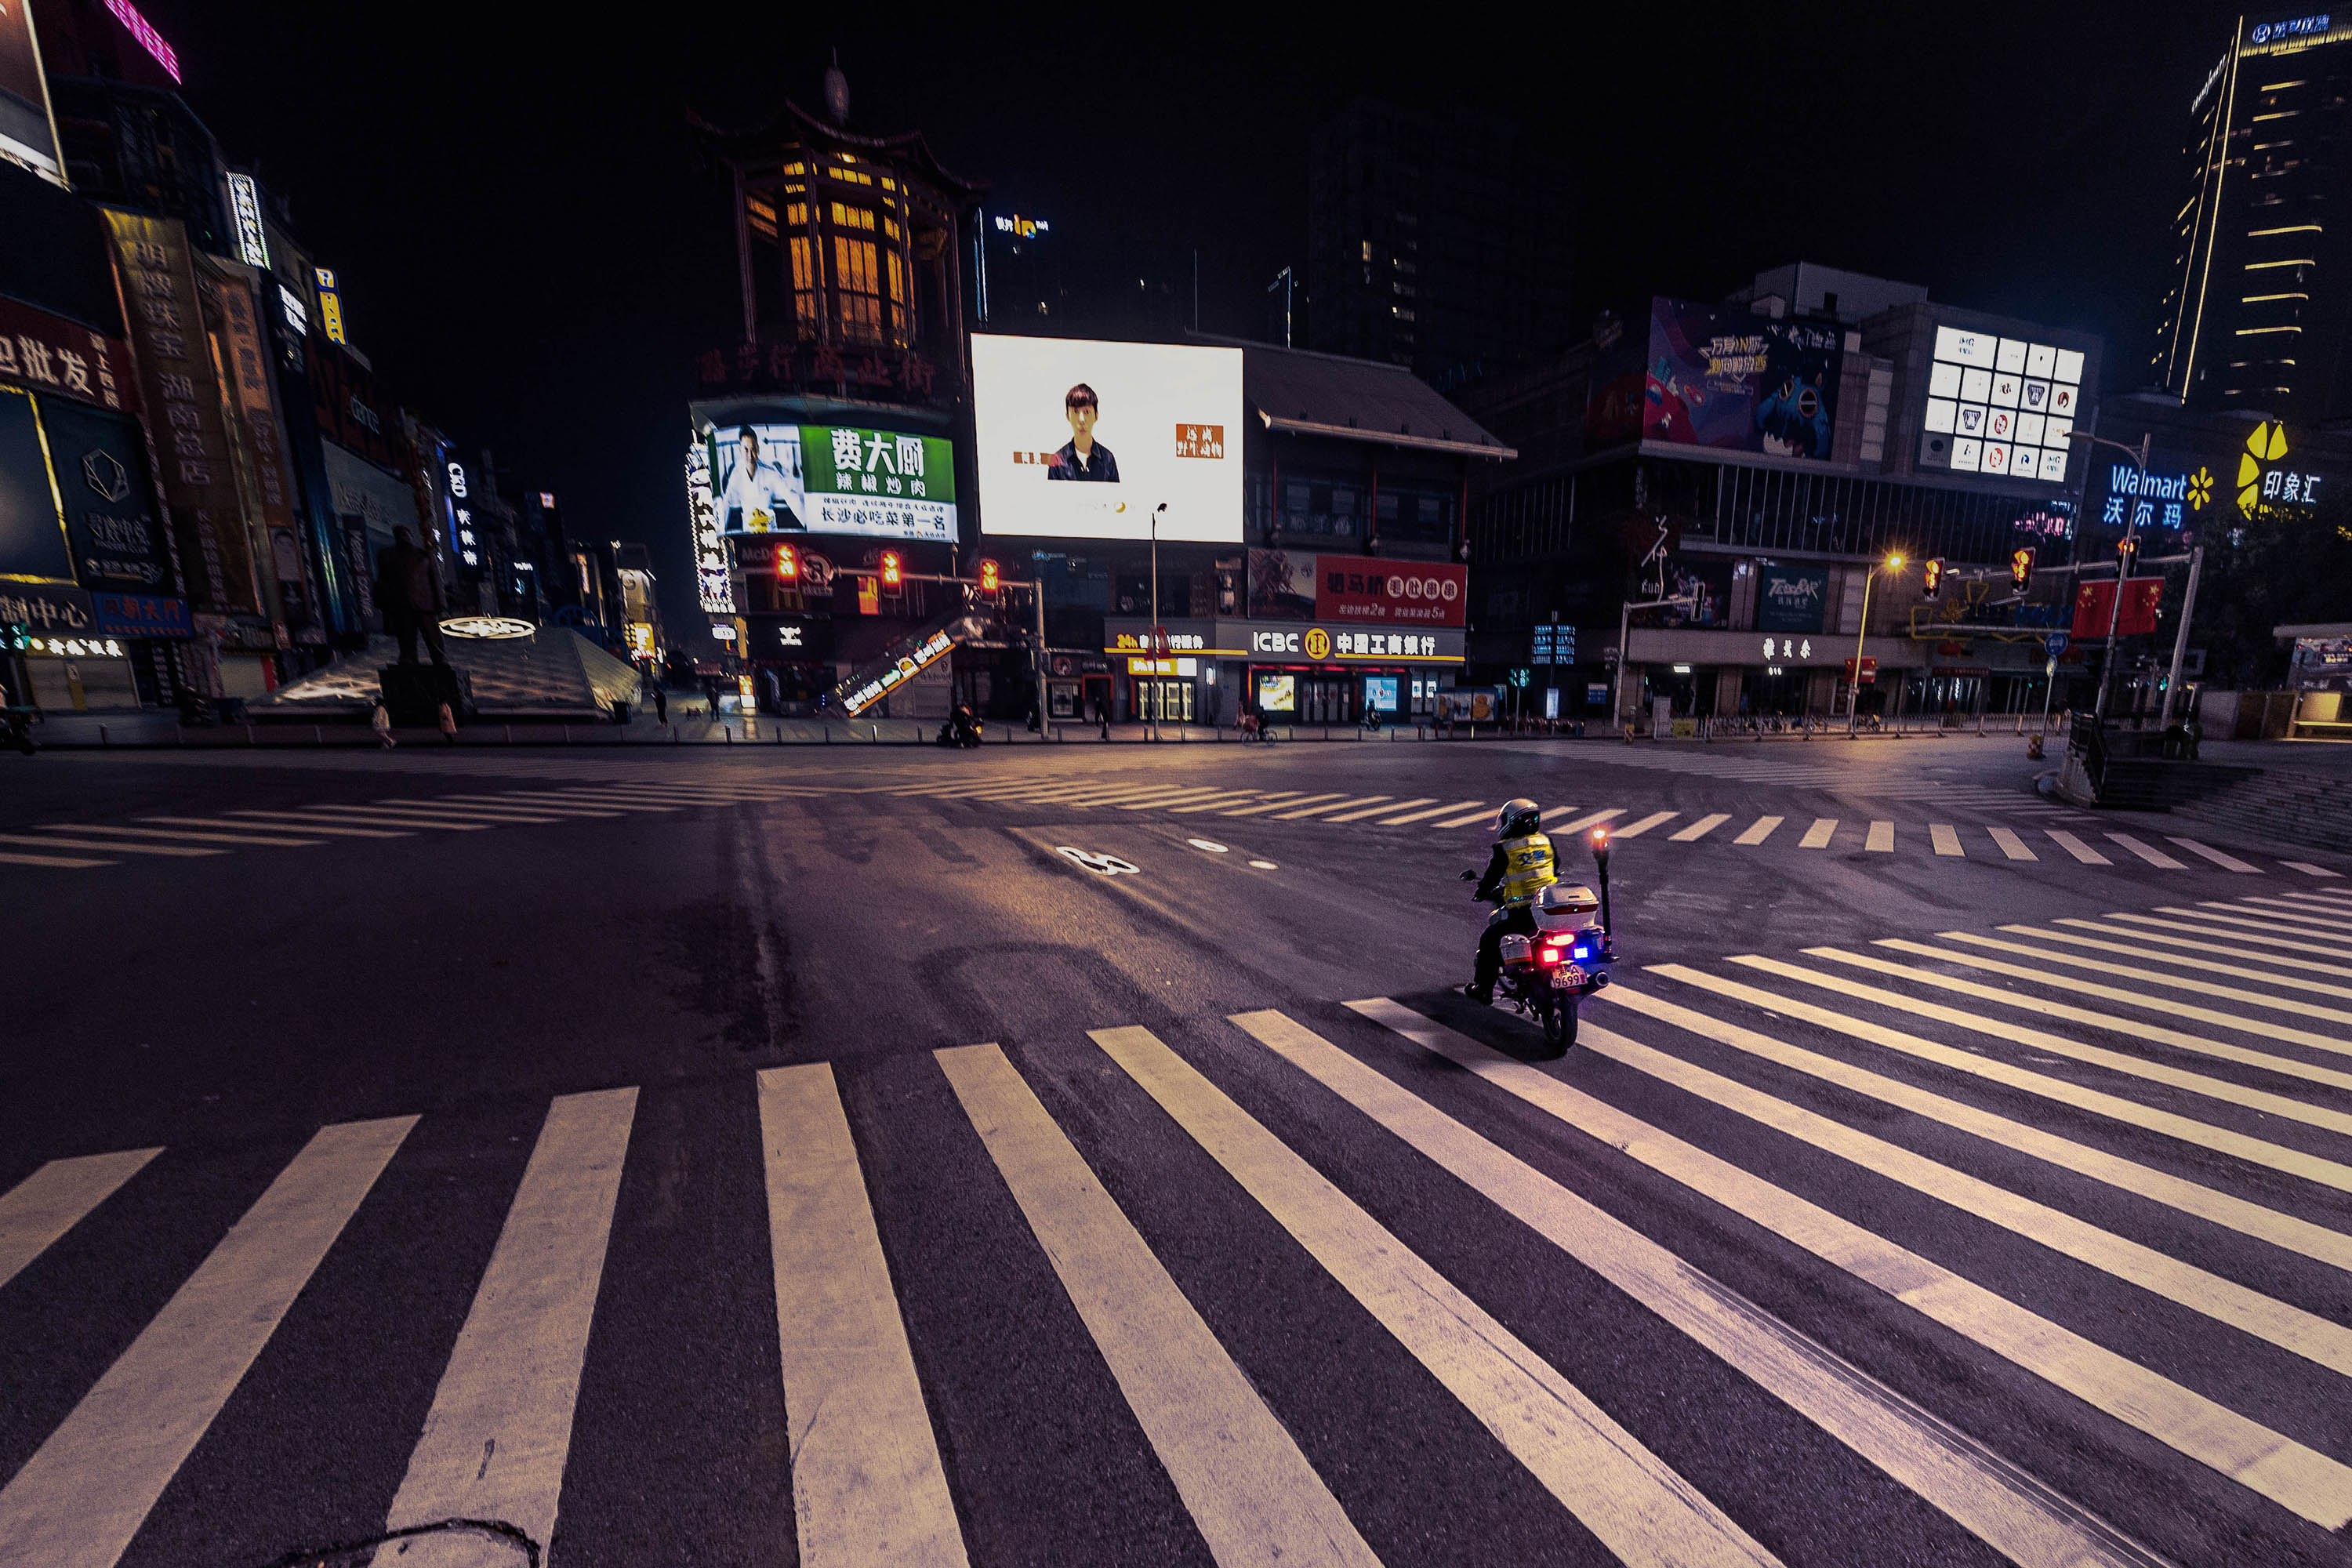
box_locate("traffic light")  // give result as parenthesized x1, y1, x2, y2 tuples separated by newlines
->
(978, 559, 1000, 593)
(1921, 558, 1944, 598)
(2010, 546, 2036, 590)
(0, 621, 25, 652)
(777, 543, 798, 580)
(880, 550, 902, 589)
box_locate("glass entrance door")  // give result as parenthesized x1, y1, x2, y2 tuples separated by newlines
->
(1136, 678, 1194, 722)
(1298, 674, 1355, 724)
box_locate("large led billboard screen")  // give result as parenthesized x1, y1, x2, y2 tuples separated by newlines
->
(971, 335, 1243, 541)
(1915, 325, 2084, 485)
(705, 422, 956, 543)
(1643, 299, 1843, 462)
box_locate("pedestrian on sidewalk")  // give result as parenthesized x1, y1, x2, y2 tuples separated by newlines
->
(652, 685, 667, 725)
(438, 700, 457, 745)
(372, 700, 396, 750)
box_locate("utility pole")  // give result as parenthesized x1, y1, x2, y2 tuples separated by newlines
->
(2067, 430, 2151, 723)
(1149, 502, 1167, 741)
(2158, 544, 2205, 729)
(1848, 553, 1904, 735)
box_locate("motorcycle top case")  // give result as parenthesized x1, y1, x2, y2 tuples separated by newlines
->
(1533, 885, 1601, 931)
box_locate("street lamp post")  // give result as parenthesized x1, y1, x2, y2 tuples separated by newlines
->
(2064, 431, 2151, 724)
(1149, 502, 1167, 741)
(1848, 552, 1904, 735)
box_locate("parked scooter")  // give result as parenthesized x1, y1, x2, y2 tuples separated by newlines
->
(1461, 826, 1617, 1051)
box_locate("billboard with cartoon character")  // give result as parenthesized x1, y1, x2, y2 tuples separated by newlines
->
(1642, 299, 1842, 462)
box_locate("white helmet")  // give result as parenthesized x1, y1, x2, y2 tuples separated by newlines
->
(1494, 798, 1541, 837)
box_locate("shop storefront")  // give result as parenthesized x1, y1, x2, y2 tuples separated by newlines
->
(1105, 617, 1465, 725)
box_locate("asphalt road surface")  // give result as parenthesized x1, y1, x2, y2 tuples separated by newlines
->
(3, 733, 2351, 1567)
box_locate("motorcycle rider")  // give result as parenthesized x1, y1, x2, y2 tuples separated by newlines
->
(1465, 798, 1556, 1004)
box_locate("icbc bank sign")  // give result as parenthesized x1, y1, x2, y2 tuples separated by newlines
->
(1314, 557, 1465, 626)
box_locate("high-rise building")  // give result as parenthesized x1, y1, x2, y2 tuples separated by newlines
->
(2153, 13, 2352, 419)
(1305, 99, 1572, 389)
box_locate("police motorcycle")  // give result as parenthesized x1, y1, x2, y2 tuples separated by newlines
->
(935, 704, 985, 749)
(1460, 808, 1617, 1051)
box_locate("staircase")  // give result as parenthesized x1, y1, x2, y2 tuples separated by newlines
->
(2169, 766, 2352, 855)
(832, 609, 994, 717)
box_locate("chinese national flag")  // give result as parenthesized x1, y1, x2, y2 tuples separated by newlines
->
(2070, 578, 2163, 638)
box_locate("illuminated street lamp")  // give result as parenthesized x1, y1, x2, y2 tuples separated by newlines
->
(1848, 552, 1904, 735)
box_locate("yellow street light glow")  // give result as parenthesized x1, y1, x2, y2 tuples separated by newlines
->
(1885, 554, 1905, 568)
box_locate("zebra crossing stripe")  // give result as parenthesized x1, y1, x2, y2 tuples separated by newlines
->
(1337, 1004, 2352, 1528)
(1613, 811, 1679, 839)
(1865, 822, 1895, 853)
(1929, 825, 1964, 856)
(2129, 909, 2352, 963)
(1549, 809, 1628, 835)
(1167, 791, 1276, 814)
(162, 814, 410, 839)
(0, 848, 116, 867)
(759, 1064, 967, 1568)
(40, 823, 323, 848)
(1799, 818, 1838, 849)
(1760, 952, 2352, 1141)
(939, 1042, 1381, 1568)
(2232, 896, 2352, 933)
(1733, 815, 1783, 846)
(249, 808, 488, 832)
(2170, 906, 2352, 952)
(1274, 795, 1389, 819)
(434, 794, 628, 818)
(0, 832, 217, 857)
(1380, 799, 1479, 826)
(1120, 787, 1236, 810)
(0, 1149, 160, 1291)
(1668, 963, 2352, 1197)
(456, 792, 678, 813)
(2285, 863, 2344, 878)
(2106, 833, 2187, 869)
(2040, 918, 2352, 988)
(1847, 943, 2352, 1089)
(1670, 813, 1731, 842)
(1599, 983, 2352, 1274)
(1221, 792, 1345, 818)
(1953, 930, 2352, 1036)
(0, 1116, 415, 1568)
(1098, 1023, 1780, 1568)
(1173, 792, 1305, 814)
(1323, 796, 1430, 822)
(366, 800, 572, 823)
(1274, 1004, 2166, 1568)
(2169, 838, 2263, 874)
(1987, 827, 2038, 862)
(2045, 830, 2110, 864)
(382, 1089, 636, 1555)
(1573, 1019, 2352, 1377)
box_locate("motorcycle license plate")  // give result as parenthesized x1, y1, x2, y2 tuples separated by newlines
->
(1551, 964, 1587, 989)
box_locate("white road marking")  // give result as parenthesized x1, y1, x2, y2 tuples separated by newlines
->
(1733, 815, 1784, 846)
(940, 1042, 1381, 1568)
(1603, 983, 2352, 1273)
(0, 1149, 161, 1290)
(1325, 796, 1432, 822)
(2234, 895, 2352, 932)
(245, 808, 488, 832)
(0, 848, 115, 867)
(365, 800, 570, 823)
(2106, 833, 2186, 869)
(1799, 818, 1838, 849)
(163, 814, 409, 839)
(1929, 824, 1963, 856)
(2038, 918, 2352, 986)
(2045, 829, 2110, 864)
(1098, 1024, 1779, 1568)
(382, 1089, 636, 1561)
(0, 1117, 413, 1568)
(1341, 1000, 2352, 1528)
(2172, 905, 2352, 951)
(2285, 862, 2343, 877)
(1279, 1004, 2162, 1568)
(1613, 811, 1679, 838)
(433, 794, 625, 818)
(42, 823, 321, 848)
(1671, 961, 2352, 1197)
(1951, 929, 2352, 1036)
(2169, 837, 2263, 873)
(0, 832, 218, 857)
(1987, 827, 2038, 862)
(1274, 794, 1389, 819)
(1865, 821, 1895, 852)
(1168, 792, 1279, 814)
(1551, 808, 1628, 836)
(1380, 799, 1480, 825)
(759, 1064, 967, 1568)
(1671, 813, 1732, 842)
(1430, 804, 1501, 828)
(463, 791, 678, 812)
(2125, 909, 2352, 962)
(1121, 787, 1241, 811)
(1537, 804, 1584, 822)
(1221, 792, 1345, 818)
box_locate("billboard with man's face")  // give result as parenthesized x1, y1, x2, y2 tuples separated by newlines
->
(971, 335, 1243, 541)
(708, 422, 956, 542)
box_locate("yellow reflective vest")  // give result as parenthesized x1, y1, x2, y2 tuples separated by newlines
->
(1497, 832, 1558, 907)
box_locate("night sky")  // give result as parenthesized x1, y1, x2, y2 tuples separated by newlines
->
(135, 2, 2227, 644)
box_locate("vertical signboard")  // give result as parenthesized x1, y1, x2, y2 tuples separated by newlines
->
(103, 209, 261, 615)
(207, 266, 317, 630)
(37, 397, 172, 592)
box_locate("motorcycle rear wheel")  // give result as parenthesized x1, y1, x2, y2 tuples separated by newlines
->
(1541, 995, 1576, 1054)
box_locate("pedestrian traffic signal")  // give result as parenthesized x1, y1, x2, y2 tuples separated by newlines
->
(1921, 558, 1944, 598)
(978, 558, 1000, 593)
(2010, 546, 2036, 590)
(777, 543, 797, 580)
(0, 621, 25, 652)
(880, 551, 902, 589)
